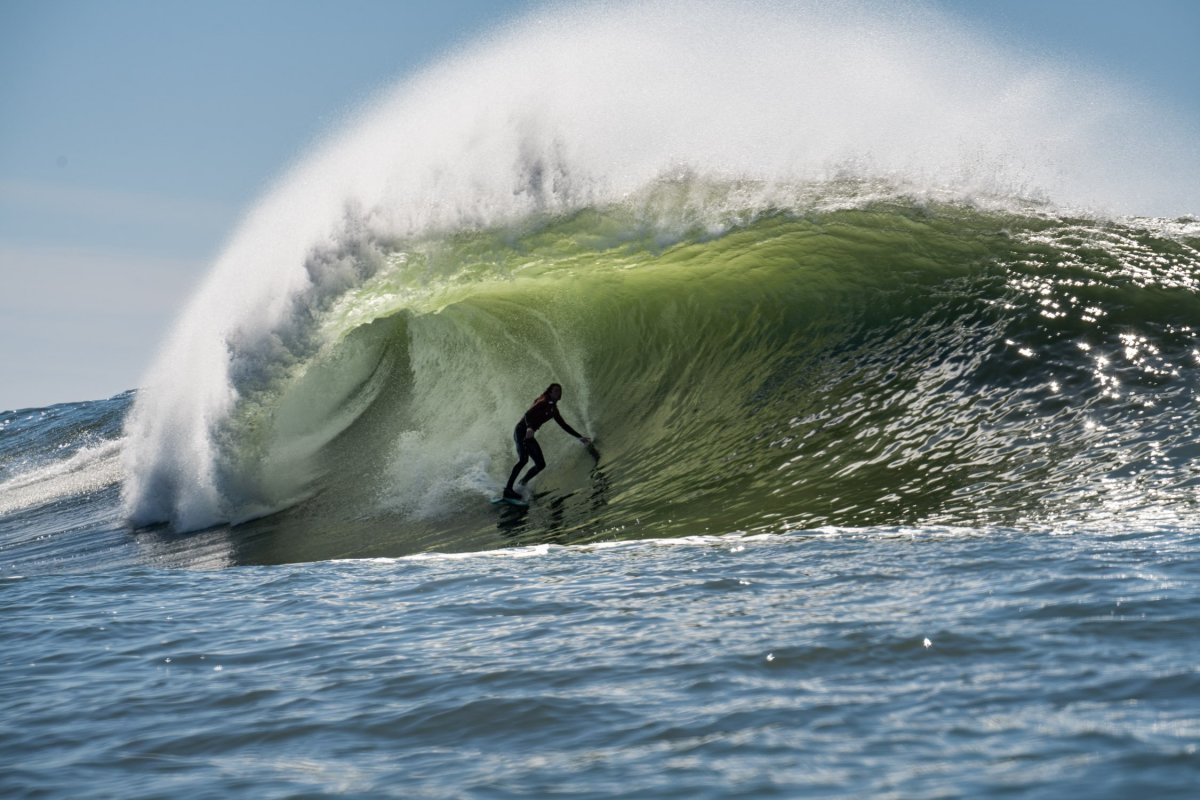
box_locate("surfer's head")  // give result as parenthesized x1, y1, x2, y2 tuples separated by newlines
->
(544, 383, 563, 402)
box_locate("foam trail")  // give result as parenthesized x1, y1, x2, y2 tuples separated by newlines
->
(0, 441, 123, 517)
(122, 0, 1200, 531)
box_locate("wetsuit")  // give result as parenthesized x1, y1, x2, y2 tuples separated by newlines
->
(506, 396, 582, 491)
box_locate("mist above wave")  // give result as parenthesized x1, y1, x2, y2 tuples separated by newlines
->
(122, 0, 1199, 531)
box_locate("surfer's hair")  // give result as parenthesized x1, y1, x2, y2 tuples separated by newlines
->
(540, 383, 562, 401)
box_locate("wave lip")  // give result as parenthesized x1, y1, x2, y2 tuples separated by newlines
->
(121, 0, 1200, 535)
(112, 193, 1200, 566)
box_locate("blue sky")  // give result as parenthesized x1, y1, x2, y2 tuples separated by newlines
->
(1, 0, 1197, 411)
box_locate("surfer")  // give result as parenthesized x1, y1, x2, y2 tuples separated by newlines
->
(503, 383, 591, 500)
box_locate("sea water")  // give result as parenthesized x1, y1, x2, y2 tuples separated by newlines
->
(4, 1, 1200, 796)
(3, 521, 1199, 797)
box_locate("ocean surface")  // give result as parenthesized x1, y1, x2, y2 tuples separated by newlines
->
(5, 199, 1199, 799)
(3, 525, 1199, 798)
(5, 2, 1200, 797)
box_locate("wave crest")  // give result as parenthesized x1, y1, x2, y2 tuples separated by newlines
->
(121, 1, 1200, 534)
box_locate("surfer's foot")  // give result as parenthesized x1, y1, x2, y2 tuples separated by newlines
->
(503, 487, 522, 501)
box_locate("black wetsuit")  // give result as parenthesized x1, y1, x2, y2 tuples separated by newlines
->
(505, 396, 582, 492)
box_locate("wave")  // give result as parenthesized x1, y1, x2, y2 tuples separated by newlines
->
(120, 190, 1200, 548)
(119, 1, 1200, 552)
(0, 395, 128, 516)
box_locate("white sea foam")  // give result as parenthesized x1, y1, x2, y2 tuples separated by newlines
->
(0, 439, 123, 516)
(122, 0, 1200, 531)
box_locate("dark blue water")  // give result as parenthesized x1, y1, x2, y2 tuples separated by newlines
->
(3, 203, 1199, 797)
(4, 526, 1198, 798)
(6, 0, 1200, 791)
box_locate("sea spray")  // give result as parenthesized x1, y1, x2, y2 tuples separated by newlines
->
(120, 0, 1200, 532)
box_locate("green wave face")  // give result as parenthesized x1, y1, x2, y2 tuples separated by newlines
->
(120, 0, 1200, 554)
(219, 194, 1200, 560)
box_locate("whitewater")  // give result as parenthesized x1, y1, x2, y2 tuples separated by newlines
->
(3, 2, 1200, 797)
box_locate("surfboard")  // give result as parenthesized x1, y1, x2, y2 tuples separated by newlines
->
(491, 496, 529, 508)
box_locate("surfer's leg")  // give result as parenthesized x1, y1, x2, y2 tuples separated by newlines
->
(519, 438, 546, 485)
(505, 424, 529, 494)
(506, 458, 527, 494)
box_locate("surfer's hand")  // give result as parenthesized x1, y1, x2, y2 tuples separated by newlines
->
(525, 429, 535, 440)
(579, 436, 591, 445)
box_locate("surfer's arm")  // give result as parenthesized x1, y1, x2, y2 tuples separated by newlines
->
(552, 408, 587, 441)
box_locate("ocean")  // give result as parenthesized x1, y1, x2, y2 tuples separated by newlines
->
(4, 2, 1200, 797)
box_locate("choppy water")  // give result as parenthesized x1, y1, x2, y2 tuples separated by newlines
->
(6, 1, 1200, 796)
(4, 528, 1199, 798)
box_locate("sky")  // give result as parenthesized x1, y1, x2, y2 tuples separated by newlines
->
(1, 0, 1197, 412)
